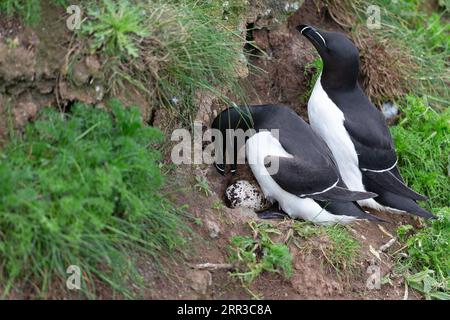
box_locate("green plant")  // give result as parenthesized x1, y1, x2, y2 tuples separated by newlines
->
(390, 95, 449, 299)
(396, 208, 449, 299)
(228, 221, 292, 285)
(0, 100, 186, 298)
(291, 221, 360, 274)
(212, 200, 225, 211)
(391, 95, 450, 210)
(299, 58, 323, 105)
(194, 175, 212, 196)
(78, 0, 247, 125)
(81, 0, 149, 58)
(0, 0, 67, 25)
(4, 37, 20, 49)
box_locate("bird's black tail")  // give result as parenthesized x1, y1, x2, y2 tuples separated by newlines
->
(318, 200, 385, 222)
(374, 190, 434, 219)
(362, 171, 434, 219)
(363, 169, 427, 201)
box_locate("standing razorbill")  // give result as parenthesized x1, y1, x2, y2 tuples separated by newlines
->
(297, 24, 434, 218)
(211, 104, 381, 224)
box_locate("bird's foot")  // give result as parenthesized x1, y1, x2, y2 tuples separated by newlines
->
(257, 204, 289, 220)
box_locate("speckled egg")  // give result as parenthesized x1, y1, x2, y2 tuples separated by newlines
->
(225, 180, 271, 212)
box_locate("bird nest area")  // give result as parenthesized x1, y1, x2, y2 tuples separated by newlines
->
(0, 0, 448, 300)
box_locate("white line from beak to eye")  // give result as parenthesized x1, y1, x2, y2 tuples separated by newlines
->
(300, 26, 311, 34)
(300, 26, 327, 47)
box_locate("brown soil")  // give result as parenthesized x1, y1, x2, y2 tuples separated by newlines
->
(0, 0, 424, 300)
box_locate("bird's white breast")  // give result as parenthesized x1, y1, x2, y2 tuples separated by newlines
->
(245, 131, 356, 224)
(307, 75, 385, 210)
(308, 75, 365, 191)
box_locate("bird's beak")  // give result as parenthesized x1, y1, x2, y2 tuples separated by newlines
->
(296, 24, 327, 49)
(215, 163, 226, 176)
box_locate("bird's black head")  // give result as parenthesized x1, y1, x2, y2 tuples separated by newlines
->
(297, 25, 360, 89)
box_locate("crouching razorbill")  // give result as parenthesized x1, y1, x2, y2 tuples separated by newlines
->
(211, 104, 381, 224)
(297, 24, 434, 218)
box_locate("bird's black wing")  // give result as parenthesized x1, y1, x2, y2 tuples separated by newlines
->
(264, 155, 377, 202)
(343, 112, 398, 171)
(330, 88, 427, 201)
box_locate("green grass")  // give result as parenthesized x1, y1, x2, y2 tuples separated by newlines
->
(82, 0, 149, 58)
(391, 95, 450, 210)
(194, 175, 213, 197)
(0, 100, 186, 298)
(299, 58, 323, 105)
(79, 0, 248, 125)
(0, 0, 67, 24)
(228, 222, 292, 287)
(227, 220, 360, 299)
(396, 208, 449, 299)
(291, 221, 360, 275)
(390, 95, 449, 299)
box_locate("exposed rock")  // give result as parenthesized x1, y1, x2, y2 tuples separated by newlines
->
(85, 55, 101, 76)
(36, 81, 54, 94)
(13, 101, 38, 127)
(205, 219, 221, 239)
(247, 0, 305, 26)
(71, 59, 91, 86)
(187, 270, 212, 296)
(0, 42, 36, 82)
(58, 81, 99, 105)
(194, 88, 222, 125)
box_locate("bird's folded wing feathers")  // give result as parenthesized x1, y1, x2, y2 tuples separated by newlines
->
(264, 155, 377, 202)
(344, 118, 398, 171)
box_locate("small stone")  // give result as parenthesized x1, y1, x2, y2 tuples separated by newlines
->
(71, 60, 90, 86)
(205, 219, 220, 238)
(187, 270, 212, 295)
(13, 101, 38, 127)
(85, 55, 101, 75)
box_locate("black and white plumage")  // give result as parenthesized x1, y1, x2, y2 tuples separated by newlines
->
(297, 24, 434, 219)
(211, 104, 380, 224)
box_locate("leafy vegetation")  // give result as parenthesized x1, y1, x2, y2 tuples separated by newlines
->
(396, 208, 449, 299)
(299, 58, 323, 105)
(228, 222, 292, 288)
(194, 175, 213, 197)
(0, 0, 67, 24)
(0, 100, 186, 298)
(78, 0, 247, 125)
(82, 0, 148, 58)
(291, 221, 360, 275)
(391, 95, 450, 210)
(391, 96, 449, 299)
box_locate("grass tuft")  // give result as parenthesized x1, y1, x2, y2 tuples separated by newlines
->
(391, 95, 449, 299)
(0, 100, 186, 298)
(82, 0, 149, 58)
(78, 0, 248, 125)
(0, 0, 67, 25)
(228, 221, 292, 286)
(391, 95, 450, 210)
(291, 221, 360, 275)
(396, 208, 449, 299)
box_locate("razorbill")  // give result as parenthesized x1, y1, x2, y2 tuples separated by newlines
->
(211, 104, 381, 224)
(297, 24, 434, 218)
